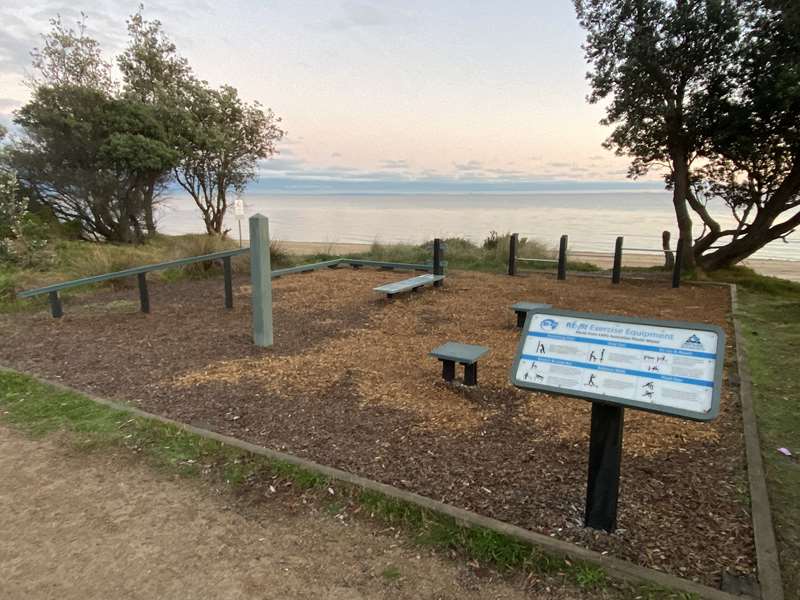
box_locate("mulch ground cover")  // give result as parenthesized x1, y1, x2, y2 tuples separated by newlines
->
(0, 267, 754, 587)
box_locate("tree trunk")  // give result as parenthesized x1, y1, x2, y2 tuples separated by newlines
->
(670, 149, 696, 270)
(696, 234, 766, 270)
(143, 182, 157, 237)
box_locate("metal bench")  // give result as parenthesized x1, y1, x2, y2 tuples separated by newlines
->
(511, 302, 552, 328)
(429, 342, 489, 386)
(373, 273, 445, 298)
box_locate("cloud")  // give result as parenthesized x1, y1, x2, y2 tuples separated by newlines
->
(330, 152, 342, 158)
(325, 2, 411, 31)
(379, 159, 408, 169)
(453, 160, 483, 172)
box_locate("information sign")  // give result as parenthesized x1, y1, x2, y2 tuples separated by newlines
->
(511, 309, 725, 421)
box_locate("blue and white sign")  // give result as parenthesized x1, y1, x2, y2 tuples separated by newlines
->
(511, 309, 725, 421)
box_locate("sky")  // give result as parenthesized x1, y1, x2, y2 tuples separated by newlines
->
(0, 1, 664, 193)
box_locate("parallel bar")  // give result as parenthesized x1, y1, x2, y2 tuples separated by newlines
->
(137, 273, 150, 314)
(223, 256, 233, 309)
(272, 259, 344, 277)
(18, 247, 249, 298)
(508, 233, 518, 276)
(48, 291, 63, 319)
(557, 235, 568, 280)
(584, 403, 624, 532)
(672, 240, 684, 289)
(612, 236, 623, 284)
(516, 258, 558, 263)
(344, 258, 439, 271)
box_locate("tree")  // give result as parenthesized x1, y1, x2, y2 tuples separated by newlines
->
(11, 13, 180, 243)
(117, 7, 192, 235)
(118, 7, 191, 104)
(574, 0, 741, 269)
(687, 0, 800, 269)
(11, 85, 178, 243)
(175, 83, 284, 236)
(28, 14, 113, 91)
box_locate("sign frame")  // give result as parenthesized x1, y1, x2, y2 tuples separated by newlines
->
(510, 308, 726, 422)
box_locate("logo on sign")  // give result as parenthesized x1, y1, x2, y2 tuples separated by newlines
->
(540, 318, 558, 331)
(682, 334, 704, 350)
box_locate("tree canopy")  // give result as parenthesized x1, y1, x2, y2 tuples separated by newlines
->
(6, 8, 283, 243)
(574, 0, 800, 270)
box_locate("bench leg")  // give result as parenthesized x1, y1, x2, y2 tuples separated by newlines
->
(463, 362, 478, 386)
(387, 293, 395, 299)
(516, 311, 526, 328)
(440, 359, 455, 382)
(48, 291, 63, 319)
(412, 285, 422, 293)
(137, 273, 150, 313)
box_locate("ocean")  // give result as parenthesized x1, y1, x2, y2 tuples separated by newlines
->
(157, 192, 800, 262)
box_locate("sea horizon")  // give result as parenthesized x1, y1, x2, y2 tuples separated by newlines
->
(157, 191, 800, 262)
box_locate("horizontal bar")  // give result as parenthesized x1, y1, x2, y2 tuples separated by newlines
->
(18, 247, 250, 298)
(343, 258, 444, 271)
(620, 248, 666, 253)
(271, 259, 345, 277)
(516, 257, 558, 263)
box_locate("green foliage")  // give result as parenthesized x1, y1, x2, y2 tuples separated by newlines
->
(175, 82, 284, 236)
(574, 1, 800, 271)
(0, 169, 50, 266)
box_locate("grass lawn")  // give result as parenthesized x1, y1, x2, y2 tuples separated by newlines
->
(722, 269, 800, 599)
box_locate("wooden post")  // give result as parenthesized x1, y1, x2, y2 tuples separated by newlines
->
(250, 214, 273, 347)
(612, 236, 623, 284)
(584, 403, 624, 532)
(662, 231, 675, 270)
(508, 233, 518, 276)
(48, 291, 63, 318)
(557, 235, 568, 280)
(433, 238, 443, 287)
(672, 239, 684, 289)
(223, 256, 233, 309)
(137, 273, 150, 313)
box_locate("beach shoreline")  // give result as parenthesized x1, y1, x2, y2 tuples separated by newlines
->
(280, 241, 800, 282)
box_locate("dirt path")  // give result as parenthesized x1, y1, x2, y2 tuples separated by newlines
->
(0, 426, 568, 600)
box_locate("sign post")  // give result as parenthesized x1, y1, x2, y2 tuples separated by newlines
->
(249, 214, 273, 348)
(234, 197, 245, 248)
(511, 309, 725, 532)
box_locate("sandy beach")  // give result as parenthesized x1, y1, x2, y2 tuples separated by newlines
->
(281, 241, 800, 282)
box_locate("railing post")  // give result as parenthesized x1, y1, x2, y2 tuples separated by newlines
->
(508, 233, 518, 276)
(137, 273, 150, 313)
(557, 235, 568, 280)
(672, 239, 684, 289)
(250, 214, 273, 347)
(223, 256, 233, 309)
(433, 238, 443, 287)
(612, 236, 623, 284)
(48, 291, 63, 318)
